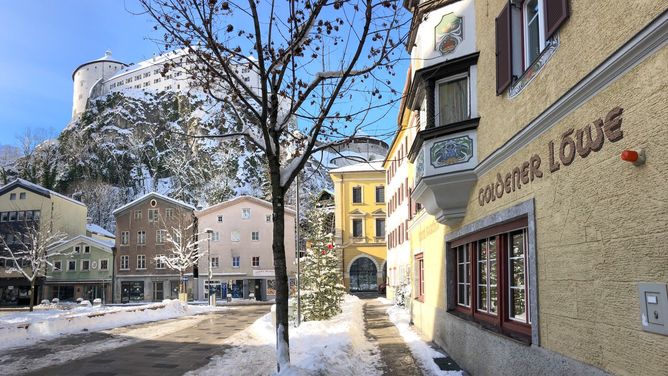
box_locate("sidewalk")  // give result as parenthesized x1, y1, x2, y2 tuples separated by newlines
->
(364, 299, 423, 376)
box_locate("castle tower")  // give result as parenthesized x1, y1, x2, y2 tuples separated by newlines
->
(71, 51, 127, 119)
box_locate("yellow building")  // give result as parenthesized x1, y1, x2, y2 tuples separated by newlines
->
(394, 0, 667, 375)
(330, 162, 387, 292)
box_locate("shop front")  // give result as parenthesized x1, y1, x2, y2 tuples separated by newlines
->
(0, 278, 44, 306)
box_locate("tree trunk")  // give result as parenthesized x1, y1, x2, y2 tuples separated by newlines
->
(180, 270, 185, 294)
(271, 175, 290, 371)
(29, 280, 35, 312)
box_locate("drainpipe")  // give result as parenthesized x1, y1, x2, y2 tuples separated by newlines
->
(111, 246, 116, 304)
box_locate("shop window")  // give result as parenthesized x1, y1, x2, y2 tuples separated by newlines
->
(121, 231, 129, 245)
(25, 211, 33, 221)
(451, 219, 531, 341)
(352, 219, 363, 238)
(375, 186, 385, 203)
(137, 231, 146, 245)
(148, 209, 159, 223)
(0, 212, 7, 222)
(415, 253, 424, 302)
(375, 219, 385, 238)
(120, 255, 129, 270)
(232, 256, 240, 268)
(17, 211, 24, 221)
(436, 74, 469, 126)
(9, 211, 17, 221)
(252, 256, 260, 267)
(137, 255, 146, 269)
(241, 208, 251, 219)
(352, 186, 362, 204)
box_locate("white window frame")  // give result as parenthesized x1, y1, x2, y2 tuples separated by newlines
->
(148, 209, 159, 223)
(155, 255, 166, 269)
(156, 229, 166, 244)
(74, 245, 81, 254)
(434, 72, 470, 127)
(375, 186, 385, 203)
(81, 259, 90, 271)
(99, 258, 109, 271)
(217, 215, 223, 223)
(456, 244, 471, 308)
(211, 257, 219, 268)
(232, 256, 240, 268)
(352, 186, 363, 204)
(212, 231, 220, 241)
(241, 208, 251, 219)
(121, 231, 129, 245)
(522, 0, 546, 67)
(137, 255, 147, 270)
(134, 210, 142, 220)
(251, 256, 260, 267)
(67, 260, 77, 272)
(137, 231, 146, 245)
(120, 255, 129, 270)
(83, 246, 90, 254)
(251, 231, 260, 241)
(231, 231, 240, 242)
(53, 260, 62, 272)
(165, 208, 173, 219)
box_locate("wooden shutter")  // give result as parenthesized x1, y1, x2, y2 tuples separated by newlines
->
(544, 0, 569, 39)
(495, 2, 512, 95)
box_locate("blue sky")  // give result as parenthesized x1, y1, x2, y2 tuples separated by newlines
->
(0, 1, 159, 146)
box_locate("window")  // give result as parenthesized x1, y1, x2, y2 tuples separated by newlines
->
(156, 230, 167, 244)
(231, 231, 240, 242)
(232, 256, 240, 268)
(352, 186, 362, 204)
(121, 231, 129, 245)
(375, 219, 385, 238)
(251, 231, 260, 241)
(137, 231, 146, 245)
(120, 255, 129, 270)
(352, 219, 363, 238)
(451, 220, 531, 341)
(155, 255, 165, 269)
(53, 261, 62, 271)
(83, 246, 90, 254)
(211, 257, 219, 268)
(217, 215, 223, 223)
(74, 246, 81, 254)
(19, 192, 26, 200)
(523, 0, 544, 66)
(436, 75, 469, 126)
(252, 256, 260, 267)
(25, 211, 33, 221)
(415, 254, 424, 302)
(17, 211, 24, 221)
(375, 186, 385, 203)
(134, 210, 142, 220)
(9, 193, 16, 200)
(137, 255, 146, 269)
(241, 208, 251, 219)
(33, 210, 40, 221)
(100, 259, 109, 270)
(9, 212, 16, 221)
(265, 214, 272, 222)
(212, 231, 220, 241)
(81, 260, 90, 271)
(165, 208, 173, 219)
(0, 212, 7, 222)
(148, 209, 159, 222)
(68, 260, 76, 271)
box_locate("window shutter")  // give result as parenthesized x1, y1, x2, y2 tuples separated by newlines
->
(544, 0, 569, 39)
(495, 2, 512, 95)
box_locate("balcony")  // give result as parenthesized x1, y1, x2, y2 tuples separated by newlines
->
(409, 118, 479, 225)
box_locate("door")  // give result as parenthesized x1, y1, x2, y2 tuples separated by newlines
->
(254, 280, 262, 301)
(349, 257, 378, 292)
(153, 281, 164, 301)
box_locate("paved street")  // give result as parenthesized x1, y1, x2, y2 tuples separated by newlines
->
(1, 305, 270, 376)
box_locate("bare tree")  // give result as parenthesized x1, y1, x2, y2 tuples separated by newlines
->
(0, 218, 68, 311)
(138, 0, 409, 369)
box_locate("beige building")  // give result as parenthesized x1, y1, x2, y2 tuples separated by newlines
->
(0, 179, 87, 305)
(196, 196, 296, 301)
(392, 0, 668, 375)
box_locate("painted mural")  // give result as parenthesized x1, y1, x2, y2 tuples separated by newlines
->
(434, 13, 463, 55)
(430, 135, 473, 168)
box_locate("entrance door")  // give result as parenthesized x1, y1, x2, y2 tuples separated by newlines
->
(170, 281, 179, 299)
(153, 281, 164, 301)
(349, 257, 378, 292)
(253, 280, 262, 301)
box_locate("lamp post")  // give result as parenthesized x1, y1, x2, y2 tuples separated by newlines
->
(206, 228, 214, 306)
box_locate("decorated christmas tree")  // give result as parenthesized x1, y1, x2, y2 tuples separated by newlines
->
(298, 206, 346, 322)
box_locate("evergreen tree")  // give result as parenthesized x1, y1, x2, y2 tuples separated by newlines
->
(298, 206, 345, 322)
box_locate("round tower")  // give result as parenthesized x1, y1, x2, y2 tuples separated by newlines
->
(71, 51, 127, 119)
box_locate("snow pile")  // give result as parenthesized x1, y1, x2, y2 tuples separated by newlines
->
(382, 299, 463, 376)
(189, 295, 382, 376)
(0, 300, 221, 351)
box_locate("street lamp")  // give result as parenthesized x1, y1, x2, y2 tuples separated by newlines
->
(205, 228, 214, 306)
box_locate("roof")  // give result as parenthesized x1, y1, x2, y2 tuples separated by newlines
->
(196, 195, 296, 216)
(0, 179, 86, 207)
(71, 51, 128, 80)
(329, 161, 385, 174)
(112, 192, 195, 216)
(48, 235, 114, 254)
(86, 223, 115, 238)
(105, 49, 189, 81)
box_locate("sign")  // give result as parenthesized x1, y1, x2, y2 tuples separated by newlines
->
(435, 13, 463, 54)
(478, 107, 624, 207)
(252, 269, 275, 277)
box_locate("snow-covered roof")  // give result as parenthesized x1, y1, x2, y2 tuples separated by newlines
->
(197, 195, 296, 216)
(329, 161, 385, 173)
(105, 49, 189, 81)
(112, 192, 195, 216)
(86, 223, 114, 238)
(48, 235, 113, 254)
(0, 179, 86, 207)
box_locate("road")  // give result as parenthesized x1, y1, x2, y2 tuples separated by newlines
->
(0, 305, 270, 376)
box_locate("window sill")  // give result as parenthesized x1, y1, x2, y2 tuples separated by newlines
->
(508, 34, 560, 99)
(447, 309, 531, 345)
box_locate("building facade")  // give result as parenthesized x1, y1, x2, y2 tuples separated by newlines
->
(113, 192, 196, 303)
(45, 236, 114, 303)
(330, 162, 387, 293)
(196, 196, 296, 301)
(0, 179, 87, 305)
(394, 0, 668, 375)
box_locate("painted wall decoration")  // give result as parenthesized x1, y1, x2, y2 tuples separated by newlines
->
(416, 150, 425, 181)
(435, 13, 463, 55)
(430, 135, 473, 168)
(509, 35, 560, 98)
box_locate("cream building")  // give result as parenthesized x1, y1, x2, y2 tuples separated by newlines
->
(394, 0, 668, 375)
(196, 196, 296, 301)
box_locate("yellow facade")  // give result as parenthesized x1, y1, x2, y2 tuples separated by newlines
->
(330, 163, 386, 292)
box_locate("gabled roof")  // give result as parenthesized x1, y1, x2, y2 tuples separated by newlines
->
(0, 179, 86, 207)
(48, 235, 113, 255)
(197, 195, 296, 216)
(112, 192, 195, 216)
(86, 223, 115, 238)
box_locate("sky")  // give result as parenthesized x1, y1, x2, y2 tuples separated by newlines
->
(0, 1, 408, 147)
(0, 1, 160, 146)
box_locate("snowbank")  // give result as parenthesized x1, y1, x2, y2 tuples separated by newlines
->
(0, 300, 221, 351)
(189, 295, 382, 376)
(381, 298, 462, 376)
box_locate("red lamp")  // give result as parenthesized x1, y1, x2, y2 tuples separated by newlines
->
(621, 149, 645, 166)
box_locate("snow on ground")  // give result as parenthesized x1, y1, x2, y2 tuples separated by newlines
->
(379, 298, 463, 376)
(189, 295, 382, 376)
(0, 300, 222, 351)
